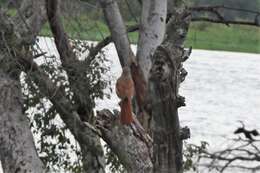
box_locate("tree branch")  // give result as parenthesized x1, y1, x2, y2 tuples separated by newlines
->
(90, 4, 260, 61)
(47, 1, 151, 171)
(98, 0, 134, 67)
(19, 55, 106, 172)
(191, 17, 260, 27)
(46, 0, 105, 172)
(96, 109, 153, 173)
(189, 5, 260, 27)
(136, 0, 167, 81)
(197, 126, 260, 173)
(190, 5, 260, 16)
(21, 54, 153, 172)
(46, 0, 94, 122)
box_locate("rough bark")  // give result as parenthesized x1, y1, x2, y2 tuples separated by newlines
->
(0, 70, 45, 173)
(134, 0, 168, 131)
(137, 0, 167, 81)
(0, 7, 46, 172)
(149, 1, 191, 172)
(149, 45, 184, 173)
(96, 110, 153, 173)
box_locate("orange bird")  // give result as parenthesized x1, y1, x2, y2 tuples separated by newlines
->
(116, 67, 135, 124)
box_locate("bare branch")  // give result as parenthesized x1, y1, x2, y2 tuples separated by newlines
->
(189, 5, 260, 27)
(191, 17, 260, 27)
(197, 126, 260, 172)
(190, 5, 260, 16)
(98, 0, 134, 67)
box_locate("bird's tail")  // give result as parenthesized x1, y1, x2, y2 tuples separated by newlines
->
(120, 98, 134, 124)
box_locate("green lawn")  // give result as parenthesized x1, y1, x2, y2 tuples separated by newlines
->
(40, 20, 260, 54)
(186, 22, 260, 53)
(5, 6, 260, 53)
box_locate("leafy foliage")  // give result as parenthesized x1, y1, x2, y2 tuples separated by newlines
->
(183, 141, 209, 172)
(105, 144, 126, 173)
(21, 39, 110, 172)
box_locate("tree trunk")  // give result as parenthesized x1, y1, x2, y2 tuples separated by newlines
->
(0, 0, 192, 172)
(98, 0, 191, 172)
(0, 1, 46, 171)
(149, 1, 191, 172)
(135, 0, 167, 132)
(137, 0, 167, 81)
(0, 70, 45, 172)
(149, 44, 184, 173)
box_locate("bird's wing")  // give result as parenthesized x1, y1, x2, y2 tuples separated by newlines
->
(116, 79, 126, 99)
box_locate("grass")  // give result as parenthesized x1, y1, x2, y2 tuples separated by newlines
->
(5, 6, 260, 53)
(40, 19, 260, 53)
(186, 22, 260, 53)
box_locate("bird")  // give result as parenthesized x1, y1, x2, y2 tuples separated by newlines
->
(116, 66, 135, 124)
(234, 127, 259, 141)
